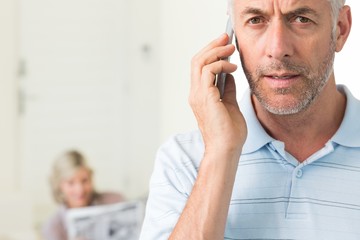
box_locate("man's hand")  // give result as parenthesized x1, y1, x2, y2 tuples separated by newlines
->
(189, 33, 247, 156)
(170, 34, 247, 240)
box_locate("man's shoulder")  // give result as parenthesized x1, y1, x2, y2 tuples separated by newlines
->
(160, 130, 203, 150)
(333, 85, 360, 147)
(155, 130, 204, 170)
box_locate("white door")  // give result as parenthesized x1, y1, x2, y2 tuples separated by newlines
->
(0, 0, 18, 192)
(19, 0, 161, 206)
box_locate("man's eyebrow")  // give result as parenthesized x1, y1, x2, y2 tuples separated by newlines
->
(287, 7, 319, 18)
(240, 6, 319, 18)
(240, 7, 265, 16)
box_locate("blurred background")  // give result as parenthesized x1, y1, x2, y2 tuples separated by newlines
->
(0, 0, 359, 239)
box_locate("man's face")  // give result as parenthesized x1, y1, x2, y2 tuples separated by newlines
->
(232, 0, 337, 115)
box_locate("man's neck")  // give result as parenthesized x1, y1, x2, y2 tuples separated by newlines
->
(253, 81, 346, 162)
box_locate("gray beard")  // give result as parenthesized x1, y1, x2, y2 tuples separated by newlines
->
(241, 36, 336, 115)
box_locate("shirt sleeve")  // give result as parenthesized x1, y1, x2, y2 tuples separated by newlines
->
(42, 209, 68, 240)
(139, 134, 201, 240)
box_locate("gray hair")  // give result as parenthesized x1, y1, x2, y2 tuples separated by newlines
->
(329, 0, 346, 32)
(49, 150, 95, 204)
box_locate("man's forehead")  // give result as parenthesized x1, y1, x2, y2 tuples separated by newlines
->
(231, 0, 330, 15)
(232, 0, 329, 9)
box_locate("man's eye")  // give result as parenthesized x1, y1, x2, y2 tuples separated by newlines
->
(294, 16, 311, 23)
(248, 17, 263, 24)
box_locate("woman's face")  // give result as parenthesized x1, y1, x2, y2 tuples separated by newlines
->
(60, 167, 94, 208)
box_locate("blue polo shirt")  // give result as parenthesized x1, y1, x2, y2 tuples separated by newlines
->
(140, 85, 360, 240)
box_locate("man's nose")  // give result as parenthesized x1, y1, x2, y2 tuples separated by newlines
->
(265, 20, 294, 60)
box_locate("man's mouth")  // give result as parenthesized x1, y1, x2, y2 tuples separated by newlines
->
(262, 73, 301, 89)
(271, 75, 294, 79)
(265, 73, 299, 80)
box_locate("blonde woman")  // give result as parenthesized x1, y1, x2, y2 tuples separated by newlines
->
(42, 150, 124, 240)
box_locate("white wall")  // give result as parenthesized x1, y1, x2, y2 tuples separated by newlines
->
(159, 0, 228, 141)
(335, 1, 360, 98)
(18, 0, 161, 205)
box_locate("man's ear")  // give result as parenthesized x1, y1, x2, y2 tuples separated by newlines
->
(335, 5, 352, 52)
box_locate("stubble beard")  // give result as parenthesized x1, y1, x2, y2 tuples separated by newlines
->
(241, 36, 336, 115)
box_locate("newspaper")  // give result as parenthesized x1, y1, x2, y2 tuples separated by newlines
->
(65, 200, 144, 240)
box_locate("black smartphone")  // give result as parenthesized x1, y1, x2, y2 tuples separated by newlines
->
(215, 17, 234, 99)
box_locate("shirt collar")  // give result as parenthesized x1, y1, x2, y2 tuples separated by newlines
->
(240, 85, 360, 154)
(330, 85, 360, 147)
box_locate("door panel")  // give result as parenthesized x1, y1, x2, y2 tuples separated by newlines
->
(0, 0, 18, 192)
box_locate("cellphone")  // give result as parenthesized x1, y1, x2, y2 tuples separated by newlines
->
(215, 17, 234, 99)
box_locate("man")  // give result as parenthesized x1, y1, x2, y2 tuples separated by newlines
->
(141, 0, 358, 239)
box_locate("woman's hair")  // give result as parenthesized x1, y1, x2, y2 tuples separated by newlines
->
(49, 150, 95, 204)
